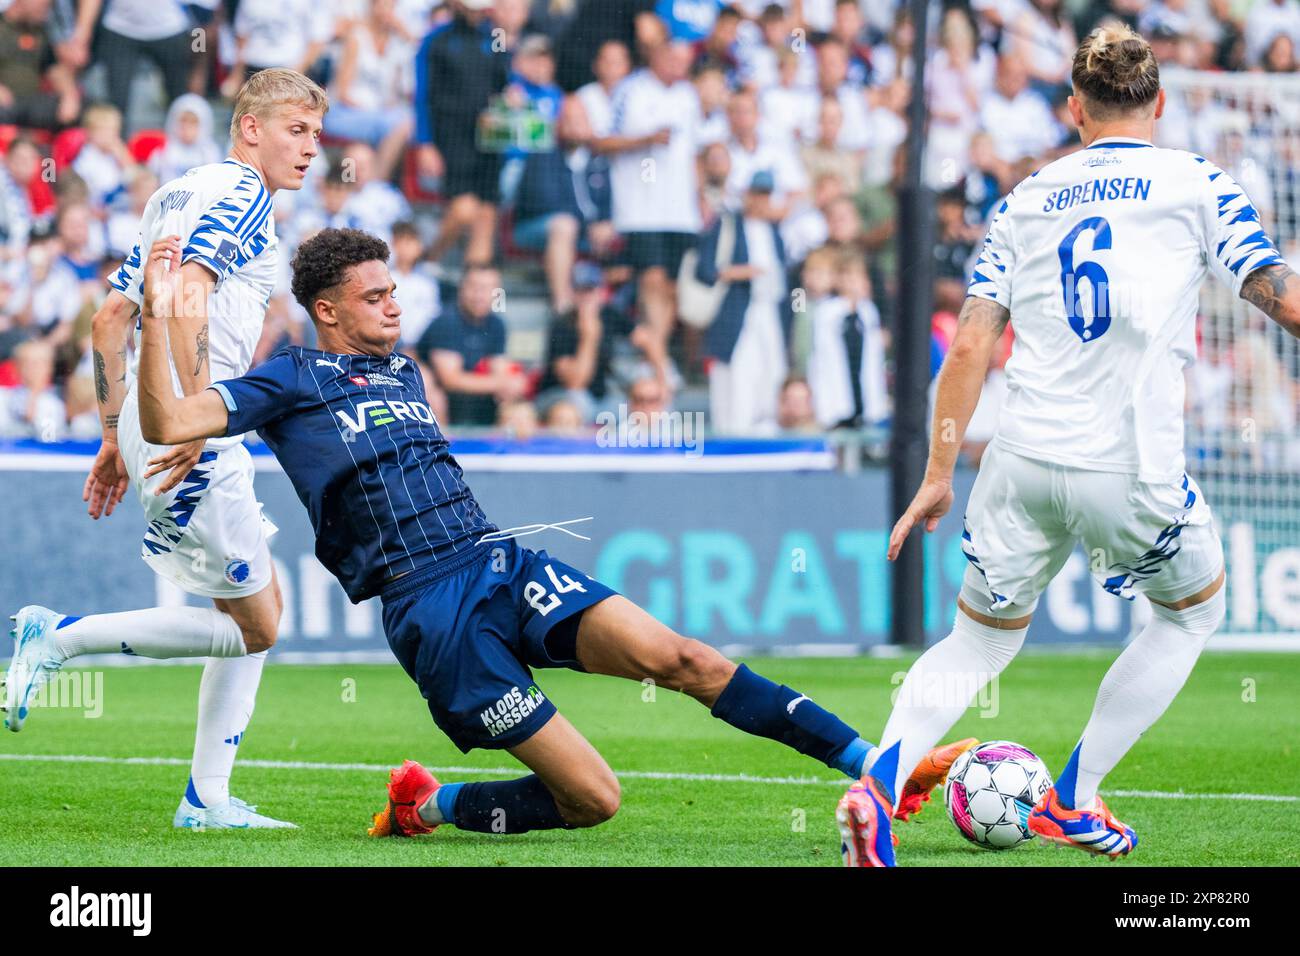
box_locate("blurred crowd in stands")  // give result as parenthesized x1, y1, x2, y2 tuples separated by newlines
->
(0, 0, 1297, 450)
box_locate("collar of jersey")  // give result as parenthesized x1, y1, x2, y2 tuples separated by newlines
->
(1086, 136, 1153, 149)
(222, 156, 268, 184)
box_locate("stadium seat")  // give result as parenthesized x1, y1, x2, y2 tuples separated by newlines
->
(128, 130, 167, 165)
(51, 127, 86, 171)
(401, 148, 442, 205)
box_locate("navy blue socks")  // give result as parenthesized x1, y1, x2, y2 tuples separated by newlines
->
(437, 775, 573, 833)
(710, 664, 873, 778)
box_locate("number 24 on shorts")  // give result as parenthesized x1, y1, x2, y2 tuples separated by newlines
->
(525, 564, 589, 616)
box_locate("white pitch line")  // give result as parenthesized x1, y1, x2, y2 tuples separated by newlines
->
(0, 752, 1296, 803)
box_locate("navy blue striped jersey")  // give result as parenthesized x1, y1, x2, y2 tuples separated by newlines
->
(210, 347, 498, 602)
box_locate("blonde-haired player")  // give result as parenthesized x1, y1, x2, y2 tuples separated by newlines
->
(837, 25, 1300, 865)
(5, 70, 327, 829)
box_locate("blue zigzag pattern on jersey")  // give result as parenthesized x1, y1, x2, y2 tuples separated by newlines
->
(181, 169, 271, 275)
(1101, 475, 1197, 599)
(960, 519, 1009, 606)
(141, 451, 218, 556)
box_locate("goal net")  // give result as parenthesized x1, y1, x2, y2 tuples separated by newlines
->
(1159, 68, 1300, 643)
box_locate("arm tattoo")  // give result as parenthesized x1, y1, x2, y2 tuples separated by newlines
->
(194, 323, 209, 377)
(93, 350, 109, 404)
(957, 295, 1012, 337)
(105, 414, 119, 431)
(116, 345, 127, 382)
(1241, 264, 1300, 334)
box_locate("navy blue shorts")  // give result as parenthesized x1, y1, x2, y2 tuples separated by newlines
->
(380, 540, 618, 753)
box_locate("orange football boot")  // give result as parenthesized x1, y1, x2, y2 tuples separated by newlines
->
(894, 737, 980, 822)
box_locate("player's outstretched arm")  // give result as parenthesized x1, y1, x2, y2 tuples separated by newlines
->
(887, 295, 1010, 561)
(1241, 263, 1300, 339)
(137, 237, 230, 446)
(83, 289, 136, 519)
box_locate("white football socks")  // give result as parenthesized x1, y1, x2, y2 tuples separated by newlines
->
(867, 610, 1027, 799)
(1067, 588, 1224, 810)
(52, 606, 248, 660)
(188, 651, 269, 808)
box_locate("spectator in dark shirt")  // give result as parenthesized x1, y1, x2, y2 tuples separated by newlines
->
(0, 0, 81, 131)
(514, 90, 590, 313)
(537, 261, 618, 421)
(414, 0, 512, 266)
(418, 264, 529, 426)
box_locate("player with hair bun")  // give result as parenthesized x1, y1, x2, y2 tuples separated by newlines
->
(838, 24, 1300, 865)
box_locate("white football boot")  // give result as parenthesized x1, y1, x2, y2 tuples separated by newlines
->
(3, 605, 67, 732)
(173, 794, 298, 830)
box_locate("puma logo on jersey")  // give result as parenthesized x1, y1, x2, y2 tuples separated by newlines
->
(335, 399, 435, 433)
(316, 358, 345, 372)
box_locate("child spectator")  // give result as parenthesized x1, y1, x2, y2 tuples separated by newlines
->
(1, 138, 42, 271)
(340, 141, 411, 245)
(107, 167, 158, 260)
(150, 94, 222, 185)
(390, 221, 442, 349)
(73, 103, 135, 212)
(698, 170, 790, 435)
(808, 254, 888, 429)
(0, 338, 65, 440)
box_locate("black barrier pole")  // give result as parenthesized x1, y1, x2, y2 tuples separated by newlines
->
(890, 0, 935, 648)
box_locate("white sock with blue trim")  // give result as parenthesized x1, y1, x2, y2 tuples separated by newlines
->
(188, 651, 268, 808)
(867, 610, 1027, 801)
(1066, 588, 1224, 810)
(52, 607, 247, 660)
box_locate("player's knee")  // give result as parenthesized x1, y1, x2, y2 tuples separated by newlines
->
(564, 775, 621, 828)
(668, 638, 726, 686)
(240, 624, 276, 654)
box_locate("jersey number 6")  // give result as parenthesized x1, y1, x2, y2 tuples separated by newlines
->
(1058, 216, 1113, 343)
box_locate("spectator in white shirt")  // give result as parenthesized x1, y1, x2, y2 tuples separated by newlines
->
(0, 338, 65, 441)
(1245, 0, 1300, 67)
(149, 94, 222, 185)
(737, 2, 814, 91)
(979, 53, 1060, 163)
(326, 0, 415, 181)
(107, 167, 158, 260)
(809, 255, 888, 429)
(338, 141, 411, 245)
(758, 49, 820, 151)
(0, 138, 39, 271)
(1007, 0, 1075, 89)
(222, 0, 334, 97)
(72, 104, 134, 213)
(724, 87, 808, 208)
(390, 220, 442, 350)
(804, 38, 872, 151)
(597, 40, 701, 353)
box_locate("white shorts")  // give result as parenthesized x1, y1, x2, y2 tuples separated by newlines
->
(961, 442, 1224, 613)
(118, 386, 275, 599)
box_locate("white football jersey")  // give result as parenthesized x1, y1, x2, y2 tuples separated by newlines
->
(109, 159, 278, 449)
(968, 136, 1285, 483)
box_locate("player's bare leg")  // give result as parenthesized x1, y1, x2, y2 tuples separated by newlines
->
(1029, 570, 1225, 856)
(465, 199, 497, 266)
(574, 596, 875, 778)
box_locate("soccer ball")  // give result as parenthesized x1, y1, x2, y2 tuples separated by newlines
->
(944, 740, 1053, 850)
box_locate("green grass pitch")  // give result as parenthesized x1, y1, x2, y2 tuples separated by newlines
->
(1, 652, 1296, 866)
